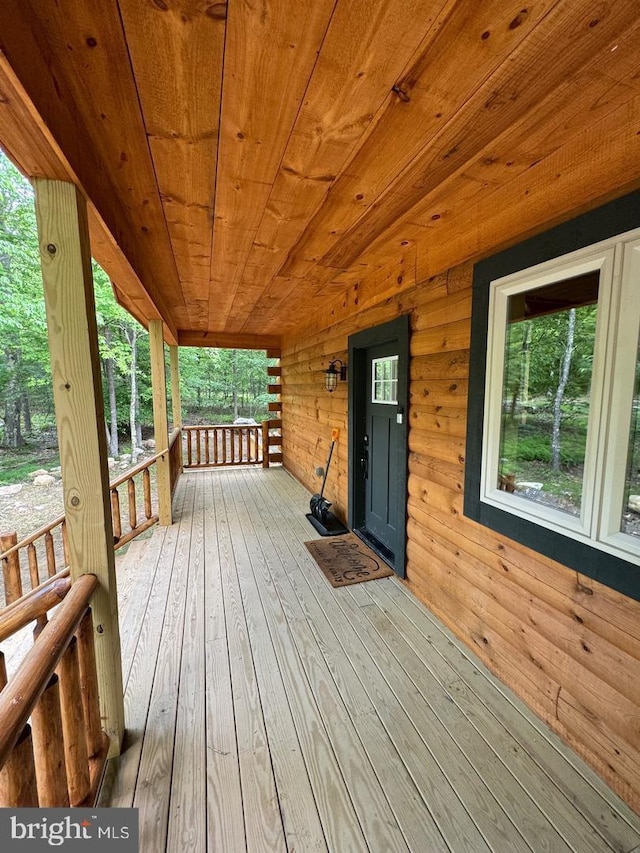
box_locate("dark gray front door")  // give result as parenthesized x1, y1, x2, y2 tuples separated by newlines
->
(348, 316, 409, 577)
(362, 341, 401, 561)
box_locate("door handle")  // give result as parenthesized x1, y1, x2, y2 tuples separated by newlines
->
(360, 454, 368, 479)
(361, 436, 369, 480)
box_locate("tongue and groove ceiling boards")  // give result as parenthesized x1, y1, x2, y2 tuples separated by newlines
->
(0, 0, 638, 345)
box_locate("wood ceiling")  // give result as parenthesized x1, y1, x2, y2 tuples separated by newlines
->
(0, 0, 639, 348)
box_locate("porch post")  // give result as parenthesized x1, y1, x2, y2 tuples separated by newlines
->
(149, 320, 172, 525)
(169, 345, 182, 430)
(32, 179, 125, 756)
(169, 344, 183, 472)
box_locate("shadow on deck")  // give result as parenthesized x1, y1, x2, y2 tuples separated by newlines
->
(99, 467, 640, 853)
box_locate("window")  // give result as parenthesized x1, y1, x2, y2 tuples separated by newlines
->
(466, 191, 640, 599)
(372, 355, 398, 404)
(481, 230, 640, 565)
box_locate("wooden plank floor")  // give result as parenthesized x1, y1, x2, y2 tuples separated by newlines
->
(99, 467, 640, 853)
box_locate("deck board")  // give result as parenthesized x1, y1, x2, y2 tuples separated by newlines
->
(99, 467, 640, 853)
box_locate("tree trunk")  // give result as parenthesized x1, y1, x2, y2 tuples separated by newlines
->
(103, 328, 119, 457)
(13, 397, 23, 446)
(21, 394, 32, 435)
(551, 308, 576, 471)
(125, 327, 139, 464)
(3, 349, 21, 447)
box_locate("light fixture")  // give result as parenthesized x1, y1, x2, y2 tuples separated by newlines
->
(325, 358, 347, 392)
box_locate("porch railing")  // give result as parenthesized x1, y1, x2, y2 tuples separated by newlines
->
(1, 450, 165, 606)
(0, 573, 108, 807)
(184, 423, 262, 468)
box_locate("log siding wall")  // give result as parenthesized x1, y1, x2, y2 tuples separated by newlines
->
(280, 262, 640, 813)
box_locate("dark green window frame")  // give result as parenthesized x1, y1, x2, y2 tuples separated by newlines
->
(464, 190, 640, 602)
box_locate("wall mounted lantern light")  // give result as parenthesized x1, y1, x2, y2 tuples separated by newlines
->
(325, 358, 347, 392)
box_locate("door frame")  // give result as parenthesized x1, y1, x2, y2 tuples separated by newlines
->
(348, 315, 410, 577)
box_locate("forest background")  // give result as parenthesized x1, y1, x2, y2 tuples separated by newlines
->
(0, 153, 272, 488)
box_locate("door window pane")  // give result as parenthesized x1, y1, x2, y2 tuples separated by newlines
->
(372, 356, 398, 404)
(497, 272, 599, 517)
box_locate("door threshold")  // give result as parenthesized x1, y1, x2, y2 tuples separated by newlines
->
(354, 528, 395, 569)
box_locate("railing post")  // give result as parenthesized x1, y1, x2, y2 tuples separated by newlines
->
(1, 531, 22, 605)
(149, 319, 173, 526)
(33, 178, 125, 756)
(262, 420, 270, 468)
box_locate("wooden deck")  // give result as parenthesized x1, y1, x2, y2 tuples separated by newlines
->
(98, 467, 640, 853)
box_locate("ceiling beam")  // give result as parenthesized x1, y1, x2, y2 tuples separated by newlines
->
(177, 331, 281, 351)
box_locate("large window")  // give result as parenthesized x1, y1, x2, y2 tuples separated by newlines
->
(482, 232, 640, 563)
(465, 191, 640, 600)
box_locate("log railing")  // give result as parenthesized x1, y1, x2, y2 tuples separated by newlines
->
(0, 573, 109, 807)
(184, 423, 262, 468)
(1, 450, 166, 607)
(109, 451, 163, 550)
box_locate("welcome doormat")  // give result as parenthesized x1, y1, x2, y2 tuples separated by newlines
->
(304, 533, 394, 588)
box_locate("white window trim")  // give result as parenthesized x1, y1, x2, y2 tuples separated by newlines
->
(480, 228, 640, 565)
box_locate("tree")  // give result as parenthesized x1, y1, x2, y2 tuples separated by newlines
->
(551, 308, 576, 471)
(0, 157, 51, 446)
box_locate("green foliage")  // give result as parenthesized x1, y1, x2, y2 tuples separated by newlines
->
(501, 422, 587, 468)
(0, 158, 53, 445)
(0, 151, 270, 468)
(180, 347, 271, 422)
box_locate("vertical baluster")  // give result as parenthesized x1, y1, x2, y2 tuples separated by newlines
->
(45, 531, 56, 577)
(204, 428, 210, 465)
(143, 468, 152, 519)
(57, 637, 90, 806)
(76, 609, 103, 758)
(128, 478, 137, 532)
(27, 543, 40, 590)
(0, 723, 39, 807)
(213, 428, 219, 465)
(262, 420, 269, 467)
(61, 520, 69, 566)
(187, 429, 193, 466)
(111, 488, 122, 542)
(31, 674, 69, 807)
(1, 532, 22, 605)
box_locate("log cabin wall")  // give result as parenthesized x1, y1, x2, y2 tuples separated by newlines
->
(280, 260, 640, 814)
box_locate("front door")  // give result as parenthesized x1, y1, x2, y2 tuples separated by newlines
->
(348, 316, 409, 576)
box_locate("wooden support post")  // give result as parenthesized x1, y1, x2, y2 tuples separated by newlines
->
(169, 344, 183, 473)
(149, 319, 172, 526)
(33, 179, 124, 756)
